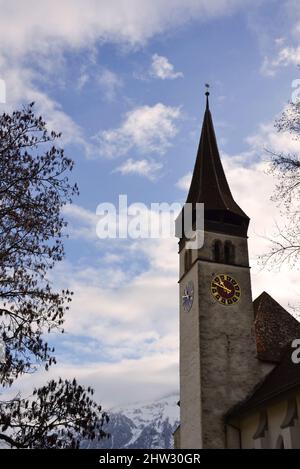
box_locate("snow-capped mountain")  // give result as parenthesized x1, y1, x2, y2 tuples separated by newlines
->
(81, 393, 179, 449)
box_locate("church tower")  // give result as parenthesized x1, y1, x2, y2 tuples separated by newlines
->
(178, 91, 267, 449)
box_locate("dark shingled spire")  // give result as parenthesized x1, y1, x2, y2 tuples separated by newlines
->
(186, 90, 249, 237)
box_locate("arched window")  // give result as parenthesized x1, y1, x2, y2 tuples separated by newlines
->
(224, 241, 235, 264)
(184, 249, 192, 272)
(213, 240, 222, 263)
(275, 435, 284, 449)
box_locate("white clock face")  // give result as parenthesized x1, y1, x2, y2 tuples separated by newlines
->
(182, 281, 194, 313)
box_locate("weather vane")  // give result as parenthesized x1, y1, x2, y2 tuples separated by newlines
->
(205, 83, 210, 96)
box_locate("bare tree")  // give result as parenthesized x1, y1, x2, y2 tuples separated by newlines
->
(0, 103, 107, 448)
(260, 101, 300, 269)
(0, 379, 108, 449)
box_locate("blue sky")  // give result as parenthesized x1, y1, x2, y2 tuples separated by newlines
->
(1, 0, 300, 408)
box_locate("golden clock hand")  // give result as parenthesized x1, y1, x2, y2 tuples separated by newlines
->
(220, 284, 232, 294)
(213, 282, 232, 294)
(219, 278, 230, 290)
(215, 277, 231, 291)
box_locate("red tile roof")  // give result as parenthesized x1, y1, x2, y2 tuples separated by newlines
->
(254, 291, 300, 363)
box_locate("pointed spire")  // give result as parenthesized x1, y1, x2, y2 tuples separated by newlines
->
(186, 88, 249, 237)
(205, 83, 210, 110)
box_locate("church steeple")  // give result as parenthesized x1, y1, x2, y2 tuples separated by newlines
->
(177, 88, 266, 450)
(186, 90, 249, 237)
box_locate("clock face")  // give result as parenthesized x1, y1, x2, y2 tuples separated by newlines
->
(182, 281, 194, 313)
(211, 274, 241, 306)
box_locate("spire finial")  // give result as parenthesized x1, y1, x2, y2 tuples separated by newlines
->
(205, 83, 210, 109)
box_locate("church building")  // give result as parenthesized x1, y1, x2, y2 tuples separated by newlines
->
(174, 91, 300, 449)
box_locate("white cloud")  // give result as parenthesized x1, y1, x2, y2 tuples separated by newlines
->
(2, 197, 181, 406)
(261, 44, 300, 76)
(151, 54, 183, 80)
(33, 232, 179, 407)
(0, 0, 254, 158)
(260, 56, 277, 77)
(275, 37, 286, 46)
(246, 119, 300, 154)
(63, 201, 178, 245)
(102, 252, 123, 264)
(77, 72, 89, 90)
(176, 171, 192, 191)
(62, 204, 98, 240)
(94, 103, 181, 158)
(0, 1, 252, 58)
(0, 0, 252, 158)
(76, 61, 122, 101)
(54, 243, 178, 345)
(96, 68, 122, 101)
(1, 64, 88, 150)
(6, 354, 179, 409)
(275, 45, 300, 67)
(115, 158, 163, 180)
(221, 154, 300, 305)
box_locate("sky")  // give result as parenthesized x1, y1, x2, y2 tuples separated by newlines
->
(1, 0, 300, 409)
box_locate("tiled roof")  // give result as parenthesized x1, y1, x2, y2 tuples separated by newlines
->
(227, 344, 300, 418)
(254, 291, 300, 363)
(226, 292, 300, 419)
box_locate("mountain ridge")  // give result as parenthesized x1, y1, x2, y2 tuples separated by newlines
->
(81, 392, 179, 449)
